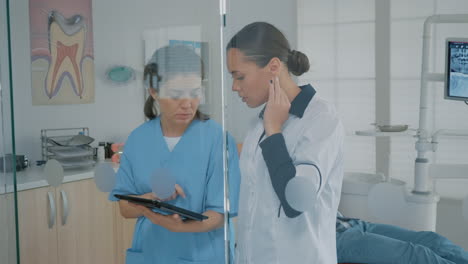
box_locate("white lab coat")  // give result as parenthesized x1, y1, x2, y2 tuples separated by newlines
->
(236, 94, 344, 264)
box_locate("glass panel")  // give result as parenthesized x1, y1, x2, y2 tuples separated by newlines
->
(1, 0, 19, 263)
(8, 0, 231, 263)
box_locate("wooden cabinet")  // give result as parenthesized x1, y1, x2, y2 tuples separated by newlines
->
(113, 202, 136, 264)
(18, 179, 116, 264)
(0, 192, 18, 264)
(56, 180, 116, 264)
(18, 186, 58, 264)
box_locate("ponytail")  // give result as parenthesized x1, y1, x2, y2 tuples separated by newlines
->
(287, 50, 310, 76)
(144, 96, 157, 120)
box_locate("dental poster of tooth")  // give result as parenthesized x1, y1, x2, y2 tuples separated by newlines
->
(30, 0, 95, 105)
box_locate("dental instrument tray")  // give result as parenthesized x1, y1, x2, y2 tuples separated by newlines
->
(41, 127, 95, 169)
(377, 124, 408, 132)
(114, 194, 209, 221)
(48, 146, 94, 158)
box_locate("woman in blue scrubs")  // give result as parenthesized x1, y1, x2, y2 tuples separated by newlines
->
(110, 45, 240, 264)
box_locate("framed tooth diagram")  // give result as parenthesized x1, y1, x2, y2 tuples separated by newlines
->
(30, 0, 95, 105)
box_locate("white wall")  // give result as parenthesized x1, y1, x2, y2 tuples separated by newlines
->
(297, 0, 376, 174)
(9, 0, 222, 163)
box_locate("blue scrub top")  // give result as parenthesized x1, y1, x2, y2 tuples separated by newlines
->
(109, 117, 240, 264)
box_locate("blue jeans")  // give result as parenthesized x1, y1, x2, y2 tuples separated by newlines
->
(336, 219, 468, 264)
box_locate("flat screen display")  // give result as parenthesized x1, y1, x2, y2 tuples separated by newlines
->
(446, 39, 468, 101)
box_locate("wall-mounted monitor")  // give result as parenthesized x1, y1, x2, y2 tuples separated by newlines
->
(445, 38, 468, 101)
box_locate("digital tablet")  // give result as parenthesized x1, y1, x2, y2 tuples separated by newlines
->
(114, 194, 209, 221)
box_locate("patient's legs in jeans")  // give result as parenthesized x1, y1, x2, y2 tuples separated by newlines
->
(362, 221, 468, 264)
(336, 219, 464, 264)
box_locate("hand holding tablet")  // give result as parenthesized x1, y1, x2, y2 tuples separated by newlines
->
(114, 194, 208, 221)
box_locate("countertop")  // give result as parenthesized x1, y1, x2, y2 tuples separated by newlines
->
(0, 161, 119, 194)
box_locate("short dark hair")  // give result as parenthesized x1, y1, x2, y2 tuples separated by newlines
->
(226, 22, 310, 76)
(143, 45, 209, 121)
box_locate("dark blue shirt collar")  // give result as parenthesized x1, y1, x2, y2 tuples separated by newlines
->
(259, 84, 316, 119)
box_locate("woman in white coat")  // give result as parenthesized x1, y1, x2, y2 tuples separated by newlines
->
(226, 22, 345, 264)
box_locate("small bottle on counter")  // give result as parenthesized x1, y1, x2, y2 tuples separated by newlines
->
(105, 142, 114, 159)
(97, 142, 106, 161)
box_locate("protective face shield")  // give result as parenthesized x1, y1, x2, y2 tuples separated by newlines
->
(157, 75, 203, 100)
(143, 45, 205, 101)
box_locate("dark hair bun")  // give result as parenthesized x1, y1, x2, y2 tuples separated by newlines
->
(287, 50, 310, 76)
